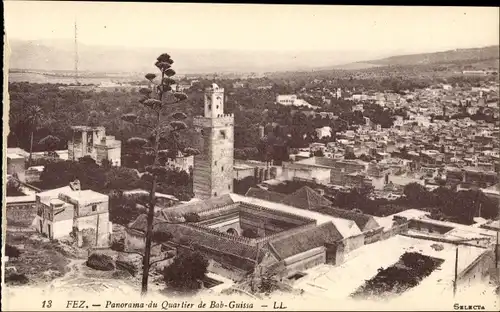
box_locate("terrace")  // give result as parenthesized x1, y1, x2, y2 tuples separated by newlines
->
(293, 235, 487, 302)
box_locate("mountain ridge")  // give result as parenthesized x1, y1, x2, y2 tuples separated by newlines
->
(358, 45, 499, 67)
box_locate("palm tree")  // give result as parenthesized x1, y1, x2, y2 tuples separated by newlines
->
(121, 53, 199, 295)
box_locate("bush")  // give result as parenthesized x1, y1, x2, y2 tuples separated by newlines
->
(163, 251, 208, 290)
(111, 238, 125, 252)
(5, 272, 29, 285)
(116, 260, 138, 277)
(86, 253, 115, 271)
(5, 244, 21, 258)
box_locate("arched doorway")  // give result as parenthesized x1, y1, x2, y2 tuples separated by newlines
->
(226, 228, 238, 236)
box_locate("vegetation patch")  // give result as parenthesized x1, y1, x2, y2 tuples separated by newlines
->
(5, 232, 72, 285)
(86, 253, 116, 271)
(351, 252, 444, 300)
(5, 272, 30, 285)
(163, 251, 209, 291)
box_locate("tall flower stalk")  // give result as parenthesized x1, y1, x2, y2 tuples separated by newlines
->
(121, 53, 198, 295)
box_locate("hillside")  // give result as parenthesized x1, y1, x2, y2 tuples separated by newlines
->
(362, 45, 499, 67)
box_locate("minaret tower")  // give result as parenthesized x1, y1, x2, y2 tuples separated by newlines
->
(193, 83, 234, 199)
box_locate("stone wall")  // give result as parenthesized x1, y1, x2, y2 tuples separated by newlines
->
(457, 249, 495, 287)
(282, 247, 326, 276)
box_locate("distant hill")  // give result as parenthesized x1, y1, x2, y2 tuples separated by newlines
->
(7, 38, 498, 76)
(361, 45, 499, 67)
(5, 39, 391, 75)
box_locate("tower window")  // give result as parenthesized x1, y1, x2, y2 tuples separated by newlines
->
(221, 166, 224, 172)
(92, 204, 97, 212)
(216, 105, 219, 109)
(220, 130, 226, 139)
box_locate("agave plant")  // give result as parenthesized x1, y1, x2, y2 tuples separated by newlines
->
(120, 53, 199, 296)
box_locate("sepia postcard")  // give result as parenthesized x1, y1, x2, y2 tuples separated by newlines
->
(2, 2, 500, 311)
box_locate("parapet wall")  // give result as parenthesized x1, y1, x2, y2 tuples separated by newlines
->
(193, 201, 317, 245)
(185, 222, 255, 245)
(194, 114, 234, 128)
(197, 203, 241, 219)
(238, 202, 317, 224)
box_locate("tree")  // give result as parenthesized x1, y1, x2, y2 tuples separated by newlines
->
(104, 167, 141, 191)
(163, 250, 209, 290)
(403, 182, 434, 207)
(38, 135, 61, 156)
(120, 53, 199, 295)
(6, 178, 24, 197)
(26, 103, 43, 167)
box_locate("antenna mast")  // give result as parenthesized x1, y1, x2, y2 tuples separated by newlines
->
(74, 19, 79, 84)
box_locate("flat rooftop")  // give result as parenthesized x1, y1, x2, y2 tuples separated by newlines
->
(294, 234, 487, 302)
(7, 153, 25, 160)
(38, 186, 108, 205)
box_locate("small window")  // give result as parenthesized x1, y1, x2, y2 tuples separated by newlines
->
(221, 166, 224, 172)
(228, 184, 231, 190)
(214, 192, 217, 196)
(216, 105, 219, 109)
(214, 161, 217, 165)
(208, 105, 211, 110)
(92, 205, 97, 212)
(220, 130, 226, 139)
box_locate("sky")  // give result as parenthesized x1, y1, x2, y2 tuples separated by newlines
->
(4, 2, 500, 55)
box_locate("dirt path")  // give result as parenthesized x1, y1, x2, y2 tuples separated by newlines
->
(45, 259, 142, 295)
(47, 259, 86, 288)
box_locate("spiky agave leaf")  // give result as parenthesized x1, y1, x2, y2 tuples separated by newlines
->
(171, 112, 188, 120)
(183, 147, 200, 156)
(143, 98, 163, 110)
(170, 120, 188, 131)
(158, 62, 172, 71)
(173, 92, 188, 101)
(121, 113, 138, 123)
(158, 85, 172, 93)
(162, 77, 176, 86)
(156, 53, 171, 63)
(145, 73, 156, 81)
(165, 68, 176, 77)
(145, 165, 169, 177)
(127, 137, 149, 147)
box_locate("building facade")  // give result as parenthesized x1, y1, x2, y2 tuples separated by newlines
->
(193, 83, 234, 199)
(33, 180, 112, 247)
(68, 126, 121, 166)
